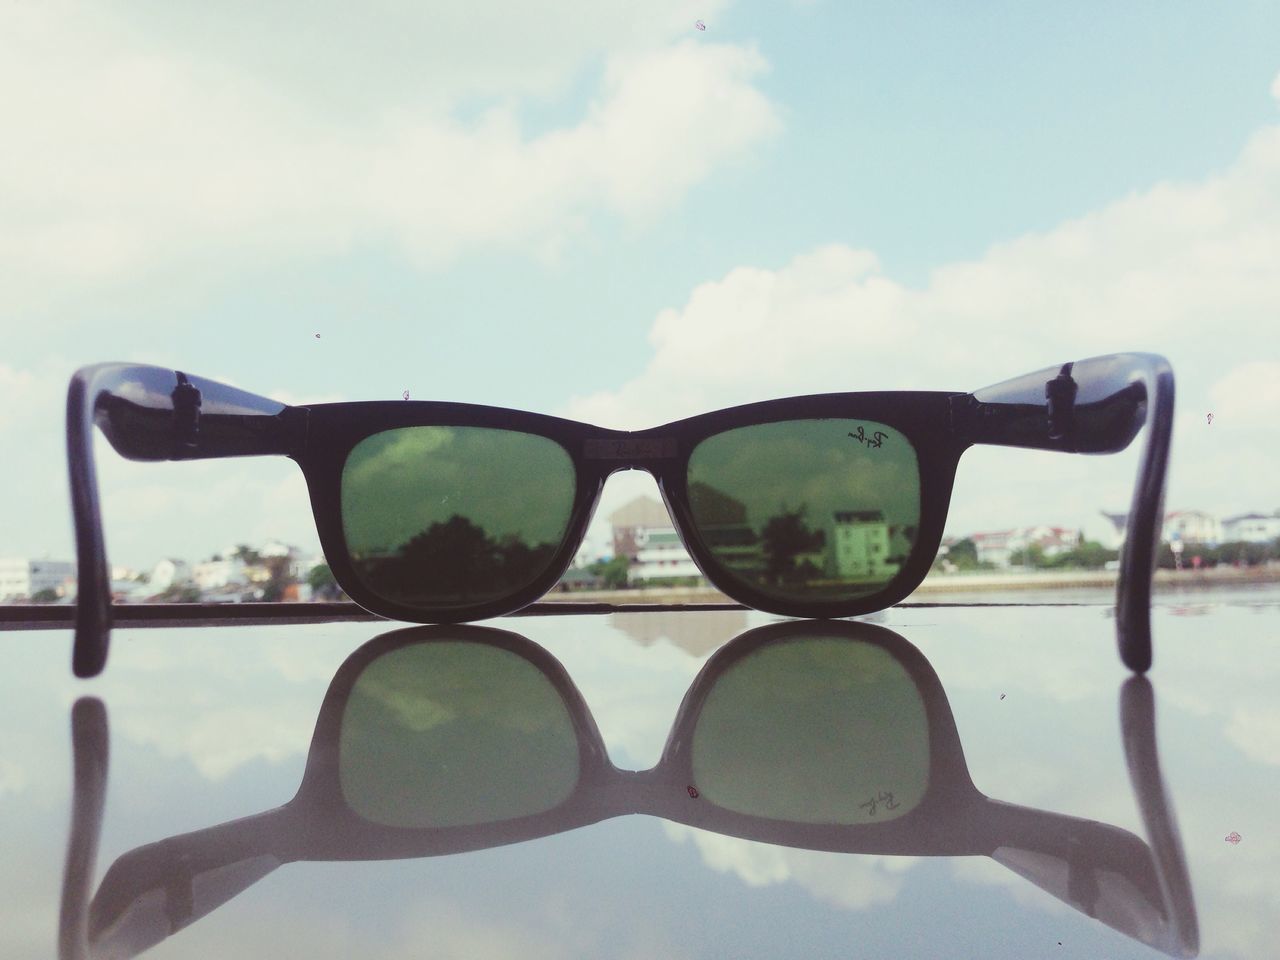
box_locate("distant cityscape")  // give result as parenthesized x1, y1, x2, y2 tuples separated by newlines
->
(3, 502, 1279, 604)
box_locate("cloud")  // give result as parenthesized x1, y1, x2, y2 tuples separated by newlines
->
(0, 2, 777, 309)
(565, 118, 1280, 529)
(662, 823, 916, 910)
(1207, 361, 1280, 430)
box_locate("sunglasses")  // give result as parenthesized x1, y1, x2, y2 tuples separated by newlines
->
(64, 622, 1196, 960)
(67, 352, 1173, 677)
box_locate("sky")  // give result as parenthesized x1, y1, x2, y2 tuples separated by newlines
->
(2, 0, 1279, 571)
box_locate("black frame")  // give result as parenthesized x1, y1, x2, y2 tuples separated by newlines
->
(67, 352, 1173, 677)
(66, 621, 1197, 960)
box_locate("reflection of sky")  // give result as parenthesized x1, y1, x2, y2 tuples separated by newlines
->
(341, 426, 575, 553)
(7, 594, 1280, 958)
(688, 419, 921, 538)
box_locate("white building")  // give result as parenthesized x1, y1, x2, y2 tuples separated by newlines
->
(0, 558, 76, 600)
(967, 526, 1082, 569)
(149, 558, 192, 593)
(1222, 513, 1280, 544)
(629, 527, 702, 583)
(1162, 510, 1222, 546)
(193, 557, 249, 590)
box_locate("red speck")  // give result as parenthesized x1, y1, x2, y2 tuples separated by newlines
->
(686, 785, 699, 799)
(695, 20, 706, 31)
(1225, 831, 1242, 845)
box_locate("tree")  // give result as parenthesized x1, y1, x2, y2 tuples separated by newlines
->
(589, 556, 632, 589)
(30, 587, 59, 603)
(946, 538, 979, 569)
(761, 508, 824, 584)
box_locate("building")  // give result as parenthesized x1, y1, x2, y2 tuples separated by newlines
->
(609, 496, 674, 561)
(1222, 512, 1280, 544)
(193, 556, 249, 591)
(149, 558, 192, 594)
(969, 530, 1018, 568)
(0, 558, 76, 601)
(1162, 510, 1222, 546)
(629, 527, 702, 583)
(967, 526, 1082, 569)
(833, 510, 898, 580)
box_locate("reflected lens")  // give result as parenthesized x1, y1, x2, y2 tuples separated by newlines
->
(690, 637, 928, 823)
(339, 641, 581, 828)
(687, 419, 921, 603)
(341, 426, 575, 608)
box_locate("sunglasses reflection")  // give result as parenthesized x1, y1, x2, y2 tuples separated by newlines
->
(59, 621, 1198, 960)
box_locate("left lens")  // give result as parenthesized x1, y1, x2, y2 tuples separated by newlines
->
(686, 418, 921, 605)
(341, 426, 575, 610)
(338, 641, 581, 828)
(689, 636, 929, 823)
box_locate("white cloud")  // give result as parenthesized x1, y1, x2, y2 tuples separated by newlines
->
(0, 2, 777, 309)
(662, 823, 916, 910)
(565, 120, 1280, 529)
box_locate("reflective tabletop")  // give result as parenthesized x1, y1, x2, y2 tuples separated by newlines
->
(3, 595, 1278, 959)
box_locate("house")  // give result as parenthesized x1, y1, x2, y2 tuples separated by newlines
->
(609, 496, 673, 561)
(967, 526, 1082, 568)
(149, 558, 192, 593)
(1222, 512, 1280, 544)
(629, 527, 703, 583)
(0, 557, 76, 601)
(1162, 510, 1222, 546)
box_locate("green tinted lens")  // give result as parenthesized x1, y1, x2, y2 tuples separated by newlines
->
(341, 427, 575, 608)
(339, 641, 580, 828)
(690, 637, 928, 823)
(687, 419, 921, 603)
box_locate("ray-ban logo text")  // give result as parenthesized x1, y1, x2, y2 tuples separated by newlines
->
(848, 426, 887, 449)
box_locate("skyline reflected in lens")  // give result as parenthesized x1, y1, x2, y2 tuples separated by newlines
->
(687, 419, 922, 603)
(341, 426, 575, 607)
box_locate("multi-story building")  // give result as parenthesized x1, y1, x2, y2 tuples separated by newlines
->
(1162, 510, 1222, 546)
(1222, 512, 1280, 544)
(832, 510, 898, 580)
(0, 558, 76, 600)
(610, 497, 674, 561)
(629, 527, 702, 583)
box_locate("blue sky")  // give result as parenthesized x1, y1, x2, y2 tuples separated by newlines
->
(2, 0, 1278, 569)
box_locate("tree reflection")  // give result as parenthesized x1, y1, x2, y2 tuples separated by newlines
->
(761, 508, 826, 584)
(356, 515, 558, 603)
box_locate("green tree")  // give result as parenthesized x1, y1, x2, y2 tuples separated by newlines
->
(761, 508, 824, 584)
(30, 587, 59, 603)
(307, 562, 344, 600)
(589, 556, 632, 590)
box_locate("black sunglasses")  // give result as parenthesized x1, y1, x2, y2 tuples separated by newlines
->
(67, 352, 1173, 677)
(62, 622, 1196, 960)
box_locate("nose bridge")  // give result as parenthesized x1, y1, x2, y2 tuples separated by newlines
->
(583, 434, 679, 473)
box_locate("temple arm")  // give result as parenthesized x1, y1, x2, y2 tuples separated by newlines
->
(66, 363, 305, 677)
(950, 353, 1175, 672)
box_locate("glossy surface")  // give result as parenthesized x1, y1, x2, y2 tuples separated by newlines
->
(4, 593, 1278, 958)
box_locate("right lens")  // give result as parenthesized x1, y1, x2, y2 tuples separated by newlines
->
(689, 636, 929, 823)
(338, 641, 581, 828)
(686, 418, 922, 605)
(340, 426, 576, 609)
